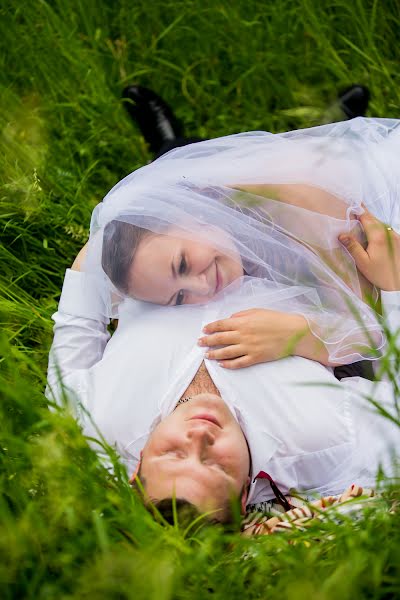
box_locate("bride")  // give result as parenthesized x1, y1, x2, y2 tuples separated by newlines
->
(81, 117, 400, 369)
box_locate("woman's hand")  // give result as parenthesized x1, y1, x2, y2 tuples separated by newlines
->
(339, 207, 400, 291)
(198, 308, 330, 369)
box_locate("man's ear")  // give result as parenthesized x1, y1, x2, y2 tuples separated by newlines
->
(240, 476, 251, 514)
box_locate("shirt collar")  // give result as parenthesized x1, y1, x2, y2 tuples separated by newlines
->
(230, 404, 280, 505)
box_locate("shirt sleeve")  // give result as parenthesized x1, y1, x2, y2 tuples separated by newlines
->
(374, 290, 400, 385)
(381, 291, 400, 336)
(46, 269, 111, 417)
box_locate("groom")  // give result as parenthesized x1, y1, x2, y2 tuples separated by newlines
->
(47, 211, 400, 521)
(47, 87, 399, 520)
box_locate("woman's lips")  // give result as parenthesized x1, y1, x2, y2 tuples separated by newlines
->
(189, 414, 221, 428)
(215, 261, 223, 294)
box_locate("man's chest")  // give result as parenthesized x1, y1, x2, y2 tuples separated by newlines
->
(181, 361, 220, 399)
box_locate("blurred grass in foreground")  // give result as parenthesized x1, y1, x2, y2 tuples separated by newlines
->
(0, 0, 400, 598)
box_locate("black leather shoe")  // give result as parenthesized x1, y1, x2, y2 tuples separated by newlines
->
(338, 84, 370, 119)
(122, 85, 184, 154)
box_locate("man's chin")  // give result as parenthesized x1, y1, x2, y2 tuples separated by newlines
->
(189, 393, 223, 404)
(185, 393, 228, 416)
(184, 393, 242, 429)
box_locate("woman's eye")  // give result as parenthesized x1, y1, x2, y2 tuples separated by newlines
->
(175, 290, 185, 306)
(179, 256, 187, 275)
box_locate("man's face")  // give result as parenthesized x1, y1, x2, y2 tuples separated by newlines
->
(140, 394, 251, 518)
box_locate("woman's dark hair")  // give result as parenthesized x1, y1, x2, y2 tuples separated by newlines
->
(101, 220, 150, 294)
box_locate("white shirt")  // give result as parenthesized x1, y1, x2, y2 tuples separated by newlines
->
(47, 270, 400, 506)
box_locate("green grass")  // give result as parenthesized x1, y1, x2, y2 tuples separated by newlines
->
(1, 0, 400, 597)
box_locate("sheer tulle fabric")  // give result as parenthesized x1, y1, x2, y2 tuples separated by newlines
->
(85, 117, 400, 363)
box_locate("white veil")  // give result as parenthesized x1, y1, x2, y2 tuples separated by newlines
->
(85, 117, 400, 364)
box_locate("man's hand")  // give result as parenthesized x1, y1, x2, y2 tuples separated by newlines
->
(198, 308, 329, 369)
(339, 207, 400, 291)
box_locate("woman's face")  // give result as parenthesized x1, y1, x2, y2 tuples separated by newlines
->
(128, 226, 244, 305)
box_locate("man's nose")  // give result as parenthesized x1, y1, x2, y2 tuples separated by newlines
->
(186, 424, 216, 446)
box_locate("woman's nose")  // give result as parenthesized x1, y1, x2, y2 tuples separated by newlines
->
(186, 274, 211, 296)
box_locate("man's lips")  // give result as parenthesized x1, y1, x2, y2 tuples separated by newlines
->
(189, 414, 221, 428)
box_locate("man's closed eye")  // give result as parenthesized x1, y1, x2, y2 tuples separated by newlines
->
(206, 460, 227, 473)
(163, 449, 186, 459)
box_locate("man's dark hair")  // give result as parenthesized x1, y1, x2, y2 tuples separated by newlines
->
(131, 473, 204, 525)
(102, 220, 150, 293)
(131, 465, 242, 527)
(154, 496, 243, 527)
(153, 497, 202, 526)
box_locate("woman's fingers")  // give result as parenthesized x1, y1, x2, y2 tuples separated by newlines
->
(202, 317, 238, 334)
(218, 355, 253, 369)
(358, 207, 389, 241)
(205, 344, 243, 361)
(339, 207, 400, 289)
(338, 234, 370, 273)
(359, 204, 395, 243)
(229, 309, 257, 318)
(198, 330, 239, 348)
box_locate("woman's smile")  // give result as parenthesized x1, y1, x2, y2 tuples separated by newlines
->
(215, 260, 223, 295)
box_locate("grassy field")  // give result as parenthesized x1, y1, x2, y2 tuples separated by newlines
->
(1, 0, 400, 598)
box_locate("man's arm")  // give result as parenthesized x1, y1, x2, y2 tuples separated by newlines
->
(46, 244, 110, 416)
(382, 292, 400, 335)
(375, 290, 400, 384)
